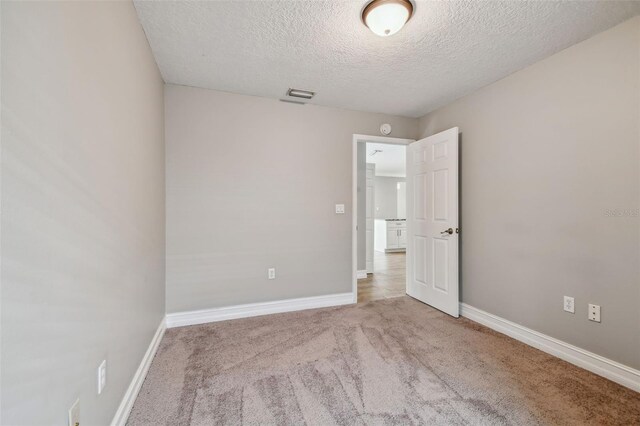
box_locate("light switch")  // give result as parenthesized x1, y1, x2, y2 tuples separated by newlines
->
(335, 204, 345, 214)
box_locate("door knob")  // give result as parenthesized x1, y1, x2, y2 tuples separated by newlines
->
(441, 228, 454, 235)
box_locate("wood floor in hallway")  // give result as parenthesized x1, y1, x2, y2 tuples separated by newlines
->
(358, 251, 406, 303)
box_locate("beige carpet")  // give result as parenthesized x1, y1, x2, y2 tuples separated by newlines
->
(128, 297, 640, 425)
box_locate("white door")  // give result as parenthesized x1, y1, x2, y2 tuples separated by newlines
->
(406, 127, 459, 317)
(365, 163, 375, 273)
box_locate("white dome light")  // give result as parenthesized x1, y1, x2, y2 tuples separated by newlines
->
(362, 0, 413, 37)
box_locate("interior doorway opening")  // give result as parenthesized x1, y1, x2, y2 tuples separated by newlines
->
(352, 134, 414, 303)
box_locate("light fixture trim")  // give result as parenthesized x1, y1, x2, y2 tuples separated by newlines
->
(362, 0, 414, 37)
(287, 88, 315, 99)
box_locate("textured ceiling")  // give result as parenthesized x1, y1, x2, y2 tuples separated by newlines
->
(134, 1, 640, 117)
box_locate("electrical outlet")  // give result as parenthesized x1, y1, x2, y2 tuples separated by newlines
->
(68, 398, 80, 426)
(563, 296, 575, 313)
(588, 304, 601, 322)
(335, 204, 345, 214)
(268, 268, 276, 280)
(98, 360, 107, 394)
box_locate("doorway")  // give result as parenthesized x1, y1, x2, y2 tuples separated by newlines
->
(352, 128, 460, 317)
(352, 134, 414, 303)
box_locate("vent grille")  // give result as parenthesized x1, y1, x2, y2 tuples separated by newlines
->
(286, 88, 315, 100)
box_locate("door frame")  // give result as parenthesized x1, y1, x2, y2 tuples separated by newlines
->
(351, 134, 415, 303)
(365, 162, 376, 273)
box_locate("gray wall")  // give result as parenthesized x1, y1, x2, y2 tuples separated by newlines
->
(1, 2, 166, 424)
(419, 17, 640, 370)
(374, 176, 406, 219)
(166, 84, 417, 313)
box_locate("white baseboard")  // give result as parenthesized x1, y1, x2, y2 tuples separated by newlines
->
(111, 318, 166, 426)
(460, 303, 640, 393)
(357, 270, 368, 279)
(166, 292, 355, 328)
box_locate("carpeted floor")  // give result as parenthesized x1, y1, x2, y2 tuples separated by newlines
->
(128, 297, 640, 425)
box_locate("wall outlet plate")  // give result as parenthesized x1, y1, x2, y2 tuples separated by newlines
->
(563, 296, 575, 313)
(335, 204, 345, 214)
(588, 304, 601, 322)
(268, 268, 276, 280)
(68, 398, 80, 426)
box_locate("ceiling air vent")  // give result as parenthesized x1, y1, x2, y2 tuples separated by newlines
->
(286, 88, 315, 100)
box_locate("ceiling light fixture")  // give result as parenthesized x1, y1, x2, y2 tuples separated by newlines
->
(362, 0, 413, 37)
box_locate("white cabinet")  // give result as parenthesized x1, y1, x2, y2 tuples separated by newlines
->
(387, 229, 399, 248)
(374, 219, 406, 252)
(398, 226, 407, 247)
